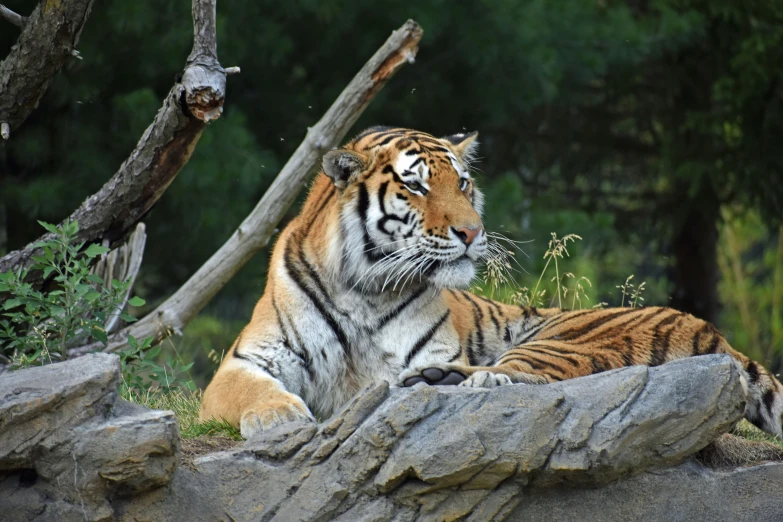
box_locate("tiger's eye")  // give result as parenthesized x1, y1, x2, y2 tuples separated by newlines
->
(405, 181, 426, 194)
(459, 178, 469, 191)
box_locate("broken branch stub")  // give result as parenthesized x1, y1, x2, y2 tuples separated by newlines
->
(0, 0, 229, 301)
(0, 5, 26, 28)
(69, 19, 424, 357)
(0, 0, 95, 140)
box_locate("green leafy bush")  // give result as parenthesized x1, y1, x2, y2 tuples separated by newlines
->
(0, 220, 194, 399)
(0, 220, 144, 367)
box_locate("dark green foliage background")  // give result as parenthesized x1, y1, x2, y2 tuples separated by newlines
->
(2, 0, 782, 385)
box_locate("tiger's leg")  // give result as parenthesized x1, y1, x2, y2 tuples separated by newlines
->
(200, 336, 315, 439)
(398, 355, 552, 389)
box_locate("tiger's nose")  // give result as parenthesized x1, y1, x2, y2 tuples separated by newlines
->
(452, 226, 483, 246)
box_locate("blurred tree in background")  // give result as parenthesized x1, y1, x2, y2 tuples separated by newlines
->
(2, 0, 782, 385)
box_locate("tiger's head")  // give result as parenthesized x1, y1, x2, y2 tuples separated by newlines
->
(322, 127, 487, 292)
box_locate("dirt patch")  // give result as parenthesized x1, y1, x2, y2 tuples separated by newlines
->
(181, 436, 242, 470)
(696, 433, 783, 470)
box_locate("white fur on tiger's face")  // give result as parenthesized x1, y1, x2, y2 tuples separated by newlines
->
(326, 127, 488, 293)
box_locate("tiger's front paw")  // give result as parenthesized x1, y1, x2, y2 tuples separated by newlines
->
(459, 370, 512, 388)
(398, 362, 468, 387)
(240, 397, 315, 439)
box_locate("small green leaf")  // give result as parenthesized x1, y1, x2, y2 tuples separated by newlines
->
(37, 221, 59, 234)
(84, 244, 110, 259)
(127, 296, 146, 307)
(2, 299, 21, 310)
(84, 291, 101, 302)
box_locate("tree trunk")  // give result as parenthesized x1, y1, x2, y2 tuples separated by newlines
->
(0, 0, 229, 297)
(671, 185, 720, 323)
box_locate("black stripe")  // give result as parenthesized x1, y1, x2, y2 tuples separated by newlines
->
(747, 361, 760, 385)
(404, 312, 451, 366)
(377, 181, 406, 235)
(705, 328, 721, 354)
(498, 354, 564, 380)
(517, 345, 582, 368)
(373, 133, 404, 147)
(408, 157, 424, 169)
(470, 294, 503, 336)
(357, 183, 383, 262)
(447, 350, 463, 362)
(473, 294, 504, 314)
(461, 292, 486, 357)
(622, 336, 635, 366)
(308, 185, 335, 228)
(233, 350, 276, 376)
(649, 312, 682, 366)
(577, 309, 646, 344)
(466, 332, 478, 366)
(628, 307, 670, 329)
(383, 164, 406, 186)
(377, 286, 428, 330)
(592, 359, 606, 374)
(284, 239, 351, 359)
(552, 309, 638, 342)
(691, 324, 706, 356)
(272, 298, 315, 379)
(486, 306, 501, 336)
(763, 389, 776, 414)
(536, 309, 597, 336)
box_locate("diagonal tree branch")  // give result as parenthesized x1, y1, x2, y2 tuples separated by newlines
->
(0, 4, 25, 28)
(0, 0, 230, 291)
(69, 19, 424, 357)
(0, 0, 94, 139)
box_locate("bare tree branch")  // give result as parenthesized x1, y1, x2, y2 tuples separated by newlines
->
(0, 0, 228, 289)
(69, 19, 424, 357)
(0, 0, 94, 139)
(0, 4, 25, 28)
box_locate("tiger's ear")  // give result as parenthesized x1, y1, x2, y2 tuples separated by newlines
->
(322, 149, 367, 189)
(442, 131, 479, 163)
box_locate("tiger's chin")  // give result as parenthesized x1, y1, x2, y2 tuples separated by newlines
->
(429, 258, 476, 289)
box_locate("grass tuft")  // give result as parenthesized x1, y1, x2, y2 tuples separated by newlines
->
(123, 387, 242, 441)
(731, 419, 783, 449)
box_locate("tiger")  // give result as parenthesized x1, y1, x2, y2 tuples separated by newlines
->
(200, 126, 783, 440)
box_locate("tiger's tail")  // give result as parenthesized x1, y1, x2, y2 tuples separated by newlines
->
(727, 346, 783, 437)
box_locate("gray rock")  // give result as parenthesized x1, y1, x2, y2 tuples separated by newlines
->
(2, 353, 774, 522)
(0, 353, 119, 470)
(509, 460, 783, 522)
(0, 354, 179, 521)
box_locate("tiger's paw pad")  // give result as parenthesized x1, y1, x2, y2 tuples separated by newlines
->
(459, 371, 512, 388)
(399, 365, 467, 387)
(240, 400, 315, 440)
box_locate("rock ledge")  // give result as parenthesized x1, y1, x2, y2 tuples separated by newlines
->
(2, 353, 780, 521)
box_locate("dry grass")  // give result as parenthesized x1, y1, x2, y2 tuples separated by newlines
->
(697, 422, 783, 469)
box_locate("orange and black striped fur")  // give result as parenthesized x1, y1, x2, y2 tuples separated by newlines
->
(201, 127, 783, 439)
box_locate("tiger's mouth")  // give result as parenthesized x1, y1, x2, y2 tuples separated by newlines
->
(425, 256, 476, 289)
(425, 255, 474, 274)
